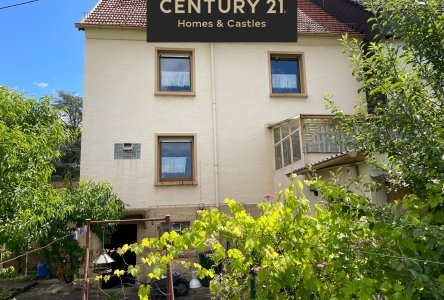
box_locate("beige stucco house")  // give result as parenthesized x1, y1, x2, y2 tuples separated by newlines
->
(76, 1, 380, 268)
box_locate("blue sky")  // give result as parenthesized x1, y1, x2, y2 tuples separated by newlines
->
(0, 0, 98, 99)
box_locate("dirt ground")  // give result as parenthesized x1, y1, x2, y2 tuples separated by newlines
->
(11, 279, 211, 300)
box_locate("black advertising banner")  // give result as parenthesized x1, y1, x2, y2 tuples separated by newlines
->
(146, 0, 297, 42)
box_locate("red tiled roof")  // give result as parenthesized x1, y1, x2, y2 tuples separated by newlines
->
(77, 0, 358, 34)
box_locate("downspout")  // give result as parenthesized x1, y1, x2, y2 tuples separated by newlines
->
(210, 42, 220, 208)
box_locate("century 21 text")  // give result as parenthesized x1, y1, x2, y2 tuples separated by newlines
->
(159, 0, 285, 14)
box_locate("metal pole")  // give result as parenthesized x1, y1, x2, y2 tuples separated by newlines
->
(25, 253, 28, 277)
(82, 219, 91, 300)
(165, 215, 174, 300)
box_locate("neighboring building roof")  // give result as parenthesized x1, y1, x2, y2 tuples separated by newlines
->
(348, 0, 367, 7)
(289, 150, 366, 176)
(76, 0, 359, 34)
(310, 0, 375, 42)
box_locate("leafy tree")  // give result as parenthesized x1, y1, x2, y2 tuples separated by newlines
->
(51, 91, 83, 181)
(39, 180, 126, 278)
(52, 91, 82, 131)
(105, 180, 373, 299)
(0, 87, 124, 276)
(328, 0, 444, 197)
(112, 178, 443, 299)
(0, 251, 14, 279)
(0, 86, 72, 251)
(324, 0, 444, 297)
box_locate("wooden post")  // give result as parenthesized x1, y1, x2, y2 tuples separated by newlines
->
(165, 215, 175, 300)
(82, 219, 91, 300)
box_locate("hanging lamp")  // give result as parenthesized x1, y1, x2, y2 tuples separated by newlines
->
(92, 227, 114, 274)
(92, 249, 114, 274)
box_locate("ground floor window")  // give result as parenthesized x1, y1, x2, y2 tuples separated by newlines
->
(159, 221, 191, 236)
(156, 134, 196, 184)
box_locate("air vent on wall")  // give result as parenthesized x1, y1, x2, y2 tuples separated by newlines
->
(122, 143, 133, 151)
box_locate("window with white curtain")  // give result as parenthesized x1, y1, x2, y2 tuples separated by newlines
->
(270, 53, 305, 95)
(158, 136, 194, 182)
(156, 49, 194, 94)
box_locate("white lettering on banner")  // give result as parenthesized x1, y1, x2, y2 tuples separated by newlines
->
(160, 0, 283, 14)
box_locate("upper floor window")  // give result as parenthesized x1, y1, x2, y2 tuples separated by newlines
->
(156, 49, 195, 95)
(156, 135, 196, 185)
(269, 52, 306, 97)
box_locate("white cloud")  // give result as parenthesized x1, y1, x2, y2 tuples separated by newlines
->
(33, 82, 49, 88)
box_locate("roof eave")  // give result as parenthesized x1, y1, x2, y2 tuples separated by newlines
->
(289, 151, 366, 176)
(75, 23, 146, 30)
(267, 114, 349, 129)
(298, 32, 364, 38)
(74, 23, 363, 37)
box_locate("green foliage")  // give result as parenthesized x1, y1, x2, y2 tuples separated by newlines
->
(312, 179, 444, 299)
(0, 252, 14, 279)
(52, 91, 82, 131)
(112, 177, 443, 299)
(113, 178, 442, 299)
(0, 269, 15, 280)
(39, 180, 126, 277)
(327, 0, 444, 197)
(137, 284, 151, 300)
(0, 86, 72, 252)
(0, 87, 123, 276)
(51, 91, 82, 181)
(59, 180, 126, 229)
(322, 0, 444, 298)
(0, 287, 21, 300)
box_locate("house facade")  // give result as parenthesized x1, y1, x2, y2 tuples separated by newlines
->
(76, 0, 365, 240)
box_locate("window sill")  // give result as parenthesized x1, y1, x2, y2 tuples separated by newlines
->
(155, 91, 196, 96)
(155, 181, 198, 186)
(270, 93, 308, 98)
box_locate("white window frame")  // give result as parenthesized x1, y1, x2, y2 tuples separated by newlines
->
(273, 119, 302, 170)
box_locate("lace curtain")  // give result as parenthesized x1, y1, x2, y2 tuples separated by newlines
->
(161, 71, 190, 88)
(161, 157, 187, 174)
(272, 73, 298, 89)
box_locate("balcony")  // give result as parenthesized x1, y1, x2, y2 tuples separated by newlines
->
(270, 115, 349, 173)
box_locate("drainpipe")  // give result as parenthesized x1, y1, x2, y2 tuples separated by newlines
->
(210, 42, 220, 208)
